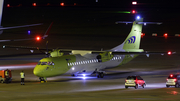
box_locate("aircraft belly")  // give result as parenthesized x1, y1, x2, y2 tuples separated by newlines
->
(103, 60, 122, 68)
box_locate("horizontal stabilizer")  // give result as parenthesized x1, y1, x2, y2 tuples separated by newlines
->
(115, 21, 162, 25)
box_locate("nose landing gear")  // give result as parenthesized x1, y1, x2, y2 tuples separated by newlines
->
(39, 77, 47, 83)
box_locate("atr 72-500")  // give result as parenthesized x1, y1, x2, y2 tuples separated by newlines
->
(3, 16, 173, 82)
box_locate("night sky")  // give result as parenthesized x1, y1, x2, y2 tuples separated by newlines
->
(2, 0, 180, 36)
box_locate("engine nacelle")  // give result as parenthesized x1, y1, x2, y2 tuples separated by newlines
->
(50, 49, 64, 57)
(96, 52, 113, 62)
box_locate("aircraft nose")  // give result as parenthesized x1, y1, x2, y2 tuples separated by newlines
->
(33, 66, 43, 77)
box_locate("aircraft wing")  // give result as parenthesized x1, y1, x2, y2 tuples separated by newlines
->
(0, 22, 53, 42)
(2, 45, 175, 56)
(0, 23, 43, 30)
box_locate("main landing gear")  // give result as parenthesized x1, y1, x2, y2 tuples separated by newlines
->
(96, 72, 104, 78)
(39, 77, 47, 83)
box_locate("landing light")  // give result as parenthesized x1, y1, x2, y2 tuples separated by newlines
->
(132, 1, 137, 5)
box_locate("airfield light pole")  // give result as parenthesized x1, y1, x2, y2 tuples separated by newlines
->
(0, 0, 4, 26)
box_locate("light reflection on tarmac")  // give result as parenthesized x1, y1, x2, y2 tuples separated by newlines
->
(0, 63, 36, 70)
(0, 63, 180, 100)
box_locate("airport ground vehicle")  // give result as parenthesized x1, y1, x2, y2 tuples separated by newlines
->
(125, 76, 146, 89)
(166, 74, 180, 88)
(0, 69, 12, 83)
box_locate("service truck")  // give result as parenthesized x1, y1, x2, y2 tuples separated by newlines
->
(0, 69, 12, 83)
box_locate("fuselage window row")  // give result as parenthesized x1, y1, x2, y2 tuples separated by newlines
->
(67, 56, 121, 66)
(67, 59, 99, 66)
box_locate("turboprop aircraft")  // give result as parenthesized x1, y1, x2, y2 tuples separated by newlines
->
(3, 16, 173, 82)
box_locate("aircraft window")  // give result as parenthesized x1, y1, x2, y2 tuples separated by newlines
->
(79, 62, 81, 64)
(41, 62, 47, 65)
(46, 62, 54, 65)
(46, 67, 49, 70)
(72, 63, 74, 65)
(38, 62, 41, 65)
(67, 63, 69, 66)
(81, 61, 83, 64)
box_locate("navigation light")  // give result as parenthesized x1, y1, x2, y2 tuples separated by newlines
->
(131, 10, 136, 14)
(36, 36, 40, 41)
(33, 3, 36, 6)
(7, 4, 10, 7)
(164, 33, 168, 37)
(170, 74, 173, 77)
(136, 16, 140, 20)
(60, 3, 64, 6)
(168, 51, 172, 55)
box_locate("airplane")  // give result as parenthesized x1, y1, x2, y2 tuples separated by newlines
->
(3, 16, 173, 82)
(0, 0, 42, 35)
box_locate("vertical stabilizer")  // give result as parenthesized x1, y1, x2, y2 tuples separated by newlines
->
(111, 18, 143, 52)
(0, 0, 4, 26)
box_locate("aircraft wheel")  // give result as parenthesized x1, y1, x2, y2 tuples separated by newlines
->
(39, 77, 46, 82)
(135, 84, 138, 89)
(142, 83, 145, 88)
(175, 83, 179, 88)
(125, 86, 128, 89)
(99, 72, 104, 78)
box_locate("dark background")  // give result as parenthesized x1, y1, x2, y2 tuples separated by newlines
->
(0, 0, 180, 52)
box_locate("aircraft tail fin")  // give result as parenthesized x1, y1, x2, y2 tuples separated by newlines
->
(111, 18, 143, 52)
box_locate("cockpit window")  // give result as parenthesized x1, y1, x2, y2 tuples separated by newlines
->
(38, 62, 54, 65)
(41, 62, 47, 65)
(38, 62, 41, 65)
(48, 62, 55, 65)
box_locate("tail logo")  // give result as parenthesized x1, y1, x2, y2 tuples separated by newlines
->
(125, 36, 136, 44)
